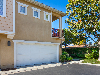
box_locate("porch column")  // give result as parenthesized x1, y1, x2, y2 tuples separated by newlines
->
(59, 16, 62, 38)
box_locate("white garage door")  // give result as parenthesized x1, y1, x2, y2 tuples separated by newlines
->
(16, 42, 59, 67)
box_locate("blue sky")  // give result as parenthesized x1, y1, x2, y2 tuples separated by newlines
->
(35, 0, 98, 45)
(35, 0, 68, 29)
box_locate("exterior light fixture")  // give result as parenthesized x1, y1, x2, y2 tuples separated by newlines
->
(8, 41, 11, 46)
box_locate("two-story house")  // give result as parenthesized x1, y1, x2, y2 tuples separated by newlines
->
(0, 0, 66, 69)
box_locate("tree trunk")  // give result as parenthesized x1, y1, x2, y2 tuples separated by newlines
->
(65, 42, 66, 52)
(98, 41, 100, 61)
(98, 0, 100, 61)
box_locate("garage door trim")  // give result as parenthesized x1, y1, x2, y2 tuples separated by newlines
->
(13, 40, 60, 68)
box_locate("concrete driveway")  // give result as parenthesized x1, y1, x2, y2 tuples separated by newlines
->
(9, 63, 100, 75)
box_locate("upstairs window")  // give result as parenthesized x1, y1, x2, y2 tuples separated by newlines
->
(17, 2, 29, 15)
(34, 11, 38, 17)
(46, 15, 48, 20)
(32, 7, 41, 19)
(43, 11, 51, 22)
(0, 0, 6, 17)
(20, 6, 25, 13)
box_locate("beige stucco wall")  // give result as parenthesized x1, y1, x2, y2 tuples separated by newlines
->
(0, 0, 63, 69)
(14, 0, 61, 43)
(0, 0, 13, 32)
(0, 34, 14, 69)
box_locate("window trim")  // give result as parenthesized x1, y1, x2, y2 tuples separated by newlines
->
(17, 2, 29, 15)
(0, 0, 6, 17)
(43, 11, 51, 22)
(32, 7, 41, 19)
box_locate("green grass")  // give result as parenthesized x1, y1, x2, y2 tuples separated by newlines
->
(82, 59, 100, 64)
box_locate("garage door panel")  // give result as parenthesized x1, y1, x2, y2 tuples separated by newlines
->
(39, 45, 50, 63)
(16, 43, 58, 67)
(30, 44, 41, 64)
(16, 44, 30, 54)
(39, 45, 57, 64)
(17, 56, 30, 66)
(16, 44, 31, 66)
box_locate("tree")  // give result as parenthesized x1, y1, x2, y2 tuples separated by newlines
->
(65, 0, 100, 59)
(62, 28, 86, 51)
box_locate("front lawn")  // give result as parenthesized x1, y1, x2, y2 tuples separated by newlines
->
(82, 59, 100, 64)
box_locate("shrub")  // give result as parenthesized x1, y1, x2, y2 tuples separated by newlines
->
(85, 53, 93, 59)
(92, 49, 99, 59)
(70, 54, 76, 57)
(60, 55, 66, 62)
(62, 47, 99, 58)
(67, 56, 73, 61)
(82, 59, 100, 64)
(85, 49, 99, 59)
(62, 51, 68, 55)
(60, 51, 73, 62)
(77, 54, 85, 58)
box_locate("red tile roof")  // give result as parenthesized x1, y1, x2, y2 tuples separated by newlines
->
(62, 45, 86, 48)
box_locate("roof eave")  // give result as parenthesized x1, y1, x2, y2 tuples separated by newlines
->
(24, 0, 66, 17)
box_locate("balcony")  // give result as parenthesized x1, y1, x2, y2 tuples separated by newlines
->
(52, 28, 64, 38)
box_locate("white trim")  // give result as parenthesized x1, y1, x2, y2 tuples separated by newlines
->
(17, 2, 29, 15)
(60, 17, 62, 37)
(13, 0, 15, 33)
(43, 11, 51, 22)
(0, 30, 15, 39)
(0, 30, 15, 34)
(7, 34, 14, 39)
(51, 11, 52, 38)
(0, 0, 6, 17)
(57, 45, 59, 62)
(59, 16, 62, 37)
(32, 7, 41, 19)
(13, 40, 60, 68)
(13, 41, 17, 68)
(13, 40, 60, 45)
(51, 37, 59, 38)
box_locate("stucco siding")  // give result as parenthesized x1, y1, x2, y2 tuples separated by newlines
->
(14, 0, 61, 42)
(0, 34, 14, 69)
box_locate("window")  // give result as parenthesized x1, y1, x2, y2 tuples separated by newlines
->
(20, 6, 25, 13)
(46, 15, 48, 20)
(43, 11, 51, 22)
(34, 11, 38, 17)
(32, 7, 41, 19)
(0, 0, 6, 17)
(17, 2, 29, 15)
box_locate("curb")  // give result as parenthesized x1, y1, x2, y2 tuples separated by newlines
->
(1, 60, 100, 75)
(68, 60, 100, 67)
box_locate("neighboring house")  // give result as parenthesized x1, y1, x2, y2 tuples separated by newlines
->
(0, 0, 66, 69)
(62, 45, 87, 48)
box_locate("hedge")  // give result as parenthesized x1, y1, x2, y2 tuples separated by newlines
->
(62, 47, 99, 58)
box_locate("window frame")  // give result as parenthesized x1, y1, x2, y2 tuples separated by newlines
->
(0, 0, 6, 17)
(32, 7, 41, 19)
(17, 2, 29, 15)
(43, 11, 51, 22)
